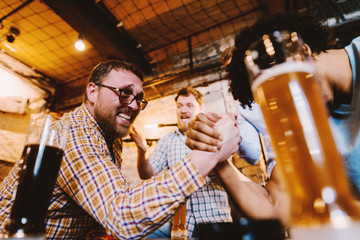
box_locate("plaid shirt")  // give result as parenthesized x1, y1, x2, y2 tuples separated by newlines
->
(150, 129, 232, 236)
(0, 104, 205, 239)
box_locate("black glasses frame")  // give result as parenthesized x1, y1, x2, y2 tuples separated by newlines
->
(96, 83, 148, 110)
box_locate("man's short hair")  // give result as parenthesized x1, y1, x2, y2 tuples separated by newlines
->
(227, 11, 337, 109)
(175, 87, 203, 106)
(84, 60, 144, 102)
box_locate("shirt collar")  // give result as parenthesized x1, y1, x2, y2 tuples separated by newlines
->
(175, 128, 187, 140)
(81, 104, 102, 130)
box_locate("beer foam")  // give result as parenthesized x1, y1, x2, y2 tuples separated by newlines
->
(251, 62, 315, 92)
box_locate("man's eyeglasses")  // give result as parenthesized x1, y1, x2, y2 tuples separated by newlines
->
(96, 83, 148, 110)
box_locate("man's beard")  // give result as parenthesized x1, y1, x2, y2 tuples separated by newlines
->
(178, 121, 188, 133)
(95, 106, 132, 141)
(178, 113, 193, 133)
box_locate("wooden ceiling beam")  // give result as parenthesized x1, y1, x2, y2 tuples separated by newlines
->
(42, 0, 152, 75)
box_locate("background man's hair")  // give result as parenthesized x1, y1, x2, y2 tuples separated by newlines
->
(175, 87, 203, 106)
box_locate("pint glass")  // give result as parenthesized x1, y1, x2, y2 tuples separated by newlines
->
(3, 114, 69, 239)
(244, 31, 360, 238)
(171, 202, 187, 239)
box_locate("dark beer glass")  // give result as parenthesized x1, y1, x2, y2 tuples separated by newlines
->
(244, 31, 360, 239)
(3, 114, 69, 239)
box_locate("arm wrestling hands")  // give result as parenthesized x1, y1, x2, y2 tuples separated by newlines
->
(186, 112, 229, 152)
(185, 112, 290, 227)
(186, 113, 241, 177)
(130, 115, 241, 179)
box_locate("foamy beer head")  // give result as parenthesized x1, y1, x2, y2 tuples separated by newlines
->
(245, 31, 309, 87)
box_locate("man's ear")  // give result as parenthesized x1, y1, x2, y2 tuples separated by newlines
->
(303, 43, 312, 57)
(87, 82, 98, 104)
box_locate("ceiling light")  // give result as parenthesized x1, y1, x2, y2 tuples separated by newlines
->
(6, 27, 20, 43)
(6, 34, 15, 43)
(116, 21, 123, 28)
(75, 34, 85, 51)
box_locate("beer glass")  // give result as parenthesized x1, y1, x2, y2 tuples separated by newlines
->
(244, 31, 360, 239)
(171, 202, 187, 239)
(3, 114, 69, 239)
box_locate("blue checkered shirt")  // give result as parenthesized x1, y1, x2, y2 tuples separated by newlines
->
(150, 128, 232, 236)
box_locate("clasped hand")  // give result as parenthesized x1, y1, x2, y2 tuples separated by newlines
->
(186, 112, 240, 161)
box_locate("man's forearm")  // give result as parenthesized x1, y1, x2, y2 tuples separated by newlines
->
(215, 159, 289, 226)
(137, 151, 156, 179)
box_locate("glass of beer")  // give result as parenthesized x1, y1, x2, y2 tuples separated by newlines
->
(171, 202, 187, 239)
(3, 114, 69, 239)
(244, 31, 360, 239)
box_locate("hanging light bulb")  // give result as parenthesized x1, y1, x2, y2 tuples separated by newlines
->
(6, 27, 20, 43)
(75, 34, 85, 51)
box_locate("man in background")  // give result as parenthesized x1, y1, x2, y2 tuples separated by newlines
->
(131, 87, 233, 238)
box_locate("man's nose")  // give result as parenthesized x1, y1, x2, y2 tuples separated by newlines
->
(180, 107, 189, 113)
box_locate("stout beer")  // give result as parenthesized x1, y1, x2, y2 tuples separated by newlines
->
(2, 114, 68, 239)
(5, 144, 64, 237)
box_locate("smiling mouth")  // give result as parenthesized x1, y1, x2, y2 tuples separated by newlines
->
(118, 112, 131, 121)
(180, 116, 190, 122)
